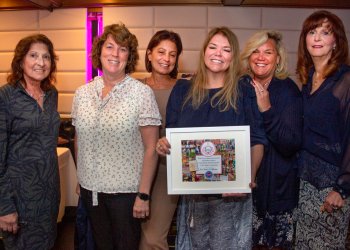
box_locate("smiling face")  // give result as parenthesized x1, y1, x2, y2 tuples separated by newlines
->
(306, 21, 336, 62)
(147, 39, 177, 75)
(204, 33, 233, 75)
(22, 42, 51, 85)
(100, 34, 129, 78)
(249, 38, 280, 81)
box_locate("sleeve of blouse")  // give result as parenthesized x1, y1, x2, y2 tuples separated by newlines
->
(261, 81, 303, 157)
(139, 86, 161, 127)
(165, 80, 186, 128)
(240, 78, 268, 147)
(334, 72, 350, 198)
(0, 92, 17, 216)
(71, 88, 80, 127)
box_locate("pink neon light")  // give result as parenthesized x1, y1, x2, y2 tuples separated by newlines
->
(86, 11, 103, 82)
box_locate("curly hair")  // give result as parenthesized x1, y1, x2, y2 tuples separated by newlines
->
(240, 30, 289, 80)
(296, 10, 349, 84)
(91, 23, 139, 74)
(7, 34, 58, 90)
(184, 27, 241, 112)
(145, 30, 183, 79)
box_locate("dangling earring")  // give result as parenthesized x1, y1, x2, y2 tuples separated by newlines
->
(275, 64, 281, 73)
(333, 45, 336, 50)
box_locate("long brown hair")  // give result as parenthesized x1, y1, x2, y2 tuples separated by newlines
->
(296, 10, 349, 84)
(7, 34, 58, 90)
(184, 27, 241, 112)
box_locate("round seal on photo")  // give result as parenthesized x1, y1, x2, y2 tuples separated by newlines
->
(200, 141, 216, 156)
(205, 170, 213, 180)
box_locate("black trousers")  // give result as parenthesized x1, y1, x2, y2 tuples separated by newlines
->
(80, 187, 141, 250)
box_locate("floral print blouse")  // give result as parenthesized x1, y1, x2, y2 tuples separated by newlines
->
(72, 75, 161, 205)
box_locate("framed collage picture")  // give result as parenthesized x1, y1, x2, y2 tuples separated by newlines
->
(166, 126, 251, 194)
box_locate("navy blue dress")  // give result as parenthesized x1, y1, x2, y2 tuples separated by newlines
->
(168, 79, 267, 250)
(239, 75, 303, 249)
(0, 81, 60, 249)
(241, 75, 303, 215)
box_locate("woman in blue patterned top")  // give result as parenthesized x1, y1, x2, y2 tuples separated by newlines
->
(295, 10, 350, 249)
(0, 34, 60, 249)
(156, 27, 267, 250)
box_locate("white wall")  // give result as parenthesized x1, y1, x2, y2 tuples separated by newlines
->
(1, 6, 349, 116)
(104, 6, 350, 82)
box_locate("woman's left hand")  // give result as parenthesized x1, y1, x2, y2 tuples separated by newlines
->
(251, 80, 271, 112)
(321, 190, 345, 213)
(133, 197, 150, 219)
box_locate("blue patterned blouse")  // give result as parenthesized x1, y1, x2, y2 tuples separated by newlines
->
(0, 81, 60, 248)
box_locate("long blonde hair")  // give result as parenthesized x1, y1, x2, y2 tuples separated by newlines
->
(184, 27, 241, 112)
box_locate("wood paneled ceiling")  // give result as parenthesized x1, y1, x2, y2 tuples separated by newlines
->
(0, 0, 349, 11)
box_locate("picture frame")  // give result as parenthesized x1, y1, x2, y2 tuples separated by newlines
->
(166, 126, 251, 194)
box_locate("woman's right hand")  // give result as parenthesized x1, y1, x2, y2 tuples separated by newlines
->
(155, 136, 171, 156)
(0, 212, 18, 234)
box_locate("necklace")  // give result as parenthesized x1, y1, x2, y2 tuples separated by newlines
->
(312, 78, 324, 86)
(26, 89, 45, 102)
(263, 81, 271, 89)
(146, 75, 175, 90)
(312, 72, 325, 87)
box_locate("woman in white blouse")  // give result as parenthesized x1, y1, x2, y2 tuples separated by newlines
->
(71, 23, 161, 250)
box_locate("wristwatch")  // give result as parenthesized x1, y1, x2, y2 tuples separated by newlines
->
(137, 192, 150, 201)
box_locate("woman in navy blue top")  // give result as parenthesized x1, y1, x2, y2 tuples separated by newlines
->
(240, 30, 303, 249)
(295, 10, 350, 249)
(156, 27, 267, 250)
